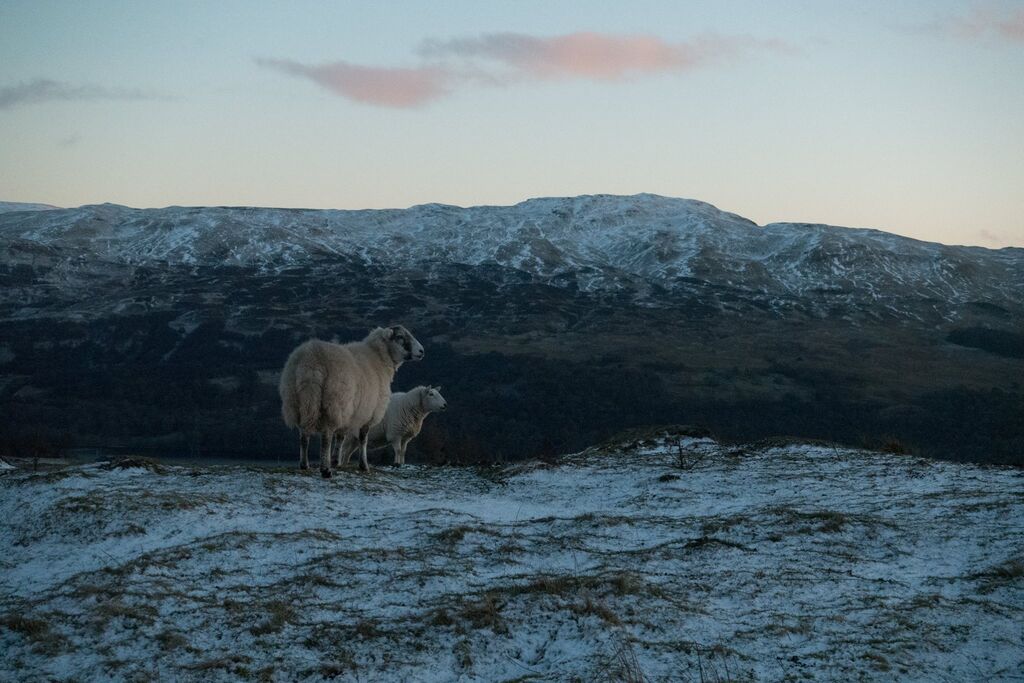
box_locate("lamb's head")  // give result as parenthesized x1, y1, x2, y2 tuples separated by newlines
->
(419, 385, 447, 412)
(379, 325, 424, 365)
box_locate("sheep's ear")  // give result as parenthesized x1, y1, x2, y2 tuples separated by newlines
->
(382, 327, 395, 340)
(435, 385, 442, 392)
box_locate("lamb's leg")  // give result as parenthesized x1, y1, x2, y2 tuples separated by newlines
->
(320, 430, 334, 479)
(400, 437, 412, 465)
(299, 432, 310, 471)
(391, 438, 404, 466)
(358, 426, 371, 473)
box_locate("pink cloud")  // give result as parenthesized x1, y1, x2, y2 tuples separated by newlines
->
(977, 228, 1009, 246)
(260, 31, 791, 107)
(921, 5, 1024, 43)
(419, 32, 786, 81)
(256, 58, 450, 108)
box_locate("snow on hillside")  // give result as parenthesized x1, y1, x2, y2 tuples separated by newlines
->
(2, 437, 1022, 681)
(1, 194, 1021, 304)
(0, 201, 60, 214)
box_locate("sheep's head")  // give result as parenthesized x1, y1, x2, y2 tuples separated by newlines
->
(420, 385, 447, 412)
(381, 325, 424, 365)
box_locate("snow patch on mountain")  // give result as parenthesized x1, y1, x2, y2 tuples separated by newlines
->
(0, 201, 60, 214)
(1, 194, 1021, 307)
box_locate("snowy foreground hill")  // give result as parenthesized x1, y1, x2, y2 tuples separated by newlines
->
(2, 434, 1022, 681)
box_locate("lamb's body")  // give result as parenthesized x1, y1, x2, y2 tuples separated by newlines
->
(278, 326, 423, 477)
(336, 385, 447, 466)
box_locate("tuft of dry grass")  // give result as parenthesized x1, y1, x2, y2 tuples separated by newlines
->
(0, 614, 51, 641)
(101, 457, 163, 473)
(434, 525, 472, 545)
(970, 557, 1024, 593)
(184, 654, 252, 677)
(353, 619, 380, 639)
(250, 600, 298, 636)
(154, 630, 189, 651)
(454, 638, 474, 670)
(861, 651, 892, 671)
(572, 597, 621, 625)
(95, 600, 158, 625)
(430, 608, 455, 627)
(457, 593, 507, 633)
(603, 638, 647, 683)
(684, 536, 754, 552)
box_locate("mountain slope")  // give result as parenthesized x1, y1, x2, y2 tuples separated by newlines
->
(0, 201, 60, 213)
(0, 194, 1021, 464)
(2, 194, 1022, 310)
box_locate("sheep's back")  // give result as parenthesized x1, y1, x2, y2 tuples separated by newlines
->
(372, 391, 407, 443)
(321, 341, 393, 433)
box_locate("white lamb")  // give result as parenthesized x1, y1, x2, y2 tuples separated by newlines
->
(335, 385, 447, 466)
(278, 325, 424, 477)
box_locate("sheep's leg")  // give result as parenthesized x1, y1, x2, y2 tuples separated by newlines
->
(299, 432, 310, 470)
(358, 426, 371, 473)
(331, 432, 343, 468)
(339, 433, 357, 466)
(320, 430, 334, 479)
(401, 437, 412, 465)
(391, 437, 404, 466)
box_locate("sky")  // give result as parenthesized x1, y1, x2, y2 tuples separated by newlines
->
(1, 1, 1022, 247)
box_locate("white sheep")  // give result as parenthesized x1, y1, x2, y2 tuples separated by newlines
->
(334, 385, 447, 467)
(278, 325, 424, 477)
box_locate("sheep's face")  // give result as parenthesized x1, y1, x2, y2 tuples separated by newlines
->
(384, 325, 424, 364)
(421, 386, 447, 412)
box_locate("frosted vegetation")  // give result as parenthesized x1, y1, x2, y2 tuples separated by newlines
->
(2, 433, 1022, 681)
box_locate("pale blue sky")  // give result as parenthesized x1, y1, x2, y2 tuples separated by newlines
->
(1, 1, 1022, 246)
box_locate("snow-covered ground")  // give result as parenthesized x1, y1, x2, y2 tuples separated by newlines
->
(2, 436, 1022, 681)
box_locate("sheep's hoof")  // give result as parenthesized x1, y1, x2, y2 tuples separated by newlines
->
(320, 468, 332, 479)
(299, 464, 309, 471)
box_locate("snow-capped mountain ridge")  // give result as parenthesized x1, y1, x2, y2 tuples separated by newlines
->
(0, 201, 60, 213)
(1, 194, 1021, 307)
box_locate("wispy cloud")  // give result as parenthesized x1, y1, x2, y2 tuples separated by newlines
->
(977, 228, 1013, 246)
(907, 5, 1024, 44)
(0, 78, 164, 110)
(418, 32, 790, 82)
(57, 133, 80, 148)
(259, 31, 792, 108)
(256, 58, 451, 108)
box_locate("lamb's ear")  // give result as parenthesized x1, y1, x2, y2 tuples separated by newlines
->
(381, 326, 395, 340)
